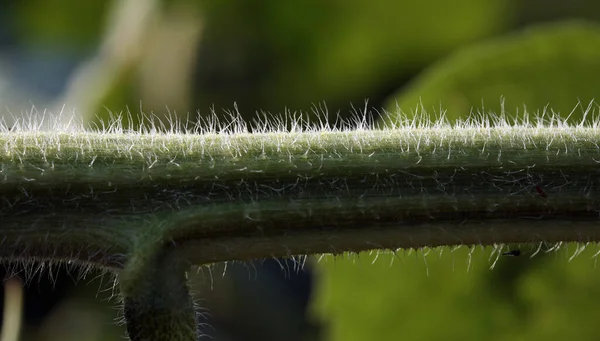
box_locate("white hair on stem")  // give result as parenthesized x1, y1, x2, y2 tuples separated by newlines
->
(3, 101, 600, 340)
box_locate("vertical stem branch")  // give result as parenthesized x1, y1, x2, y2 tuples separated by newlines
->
(120, 243, 197, 341)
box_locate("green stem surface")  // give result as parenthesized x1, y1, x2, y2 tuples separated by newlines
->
(2, 126, 599, 267)
(2, 123, 600, 340)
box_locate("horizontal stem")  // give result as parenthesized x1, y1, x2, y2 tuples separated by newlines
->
(2, 124, 600, 269)
(179, 220, 600, 264)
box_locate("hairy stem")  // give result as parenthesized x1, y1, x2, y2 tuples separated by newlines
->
(2, 125, 600, 266)
(121, 242, 198, 341)
(2, 118, 600, 339)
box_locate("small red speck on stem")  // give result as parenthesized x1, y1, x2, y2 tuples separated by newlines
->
(535, 185, 548, 199)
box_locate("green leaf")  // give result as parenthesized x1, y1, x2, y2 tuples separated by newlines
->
(384, 20, 600, 124)
(311, 245, 600, 341)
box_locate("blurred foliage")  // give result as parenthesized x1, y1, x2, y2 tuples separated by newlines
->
(195, 0, 512, 119)
(312, 244, 600, 341)
(385, 21, 600, 124)
(13, 0, 109, 48)
(8, 0, 514, 126)
(512, 0, 600, 26)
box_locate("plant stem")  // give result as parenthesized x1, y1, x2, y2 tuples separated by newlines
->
(2, 125, 600, 266)
(2, 119, 600, 340)
(120, 243, 198, 341)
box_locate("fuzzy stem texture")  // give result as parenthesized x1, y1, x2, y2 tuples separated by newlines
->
(2, 117, 600, 340)
(120, 242, 198, 341)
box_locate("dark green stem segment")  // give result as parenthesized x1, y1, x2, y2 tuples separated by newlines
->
(3, 123, 600, 340)
(2, 127, 600, 269)
(120, 244, 198, 341)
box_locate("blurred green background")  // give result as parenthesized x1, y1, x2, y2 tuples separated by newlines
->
(1, 0, 600, 340)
